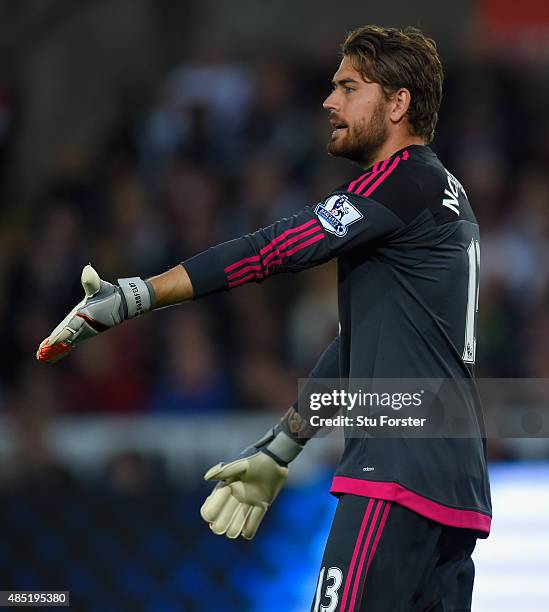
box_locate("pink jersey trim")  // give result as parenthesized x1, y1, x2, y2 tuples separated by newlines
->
(347, 171, 371, 192)
(228, 273, 257, 288)
(361, 155, 401, 197)
(350, 166, 384, 195)
(284, 232, 324, 257)
(348, 150, 410, 194)
(226, 230, 324, 286)
(224, 219, 323, 286)
(379, 156, 392, 171)
(258, 218, 319, 256)
(261, 225, 322, 267)
(226, 263, 264, 280)
(330, 477, 491, 534)
(224, 218, 319, 273)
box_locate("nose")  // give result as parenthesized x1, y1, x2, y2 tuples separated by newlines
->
(323, 90, 338, 111)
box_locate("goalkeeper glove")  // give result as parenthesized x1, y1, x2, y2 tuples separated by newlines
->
(36, 264, 154, 363)
(200, 423, 304, 539)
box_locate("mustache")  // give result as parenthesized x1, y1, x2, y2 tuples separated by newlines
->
(329, 114, 348, 128)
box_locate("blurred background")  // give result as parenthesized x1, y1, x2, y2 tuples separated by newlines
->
(1, 0, 549, 610)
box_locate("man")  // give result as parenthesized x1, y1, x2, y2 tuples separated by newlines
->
(37, 26, 491, 611)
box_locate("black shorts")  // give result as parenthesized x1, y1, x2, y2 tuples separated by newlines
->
(311, 494, 477, 612)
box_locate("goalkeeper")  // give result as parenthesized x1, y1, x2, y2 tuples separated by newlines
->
(37, 25, 491, 611)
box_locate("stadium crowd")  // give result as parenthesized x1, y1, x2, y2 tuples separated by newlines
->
(1, 49, 549, 478)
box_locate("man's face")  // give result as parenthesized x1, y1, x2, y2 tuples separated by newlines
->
(323, 55, 390, 167)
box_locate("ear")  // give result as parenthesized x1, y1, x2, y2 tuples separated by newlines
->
(389, 88, 411, 124)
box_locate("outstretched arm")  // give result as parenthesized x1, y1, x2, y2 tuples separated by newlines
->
(37, 185, 402, 362)
(148, 264, 194, 306)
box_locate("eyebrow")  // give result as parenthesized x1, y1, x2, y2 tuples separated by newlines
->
(331, 78, 360, 88)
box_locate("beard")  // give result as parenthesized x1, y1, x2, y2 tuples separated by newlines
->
(327, 99, 389, 167)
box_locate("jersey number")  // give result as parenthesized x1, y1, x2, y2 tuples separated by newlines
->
(463, 238, 480, 364)
(313, 566, 343, 612)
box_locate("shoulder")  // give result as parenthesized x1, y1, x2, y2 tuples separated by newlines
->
(331, 146, 476, 226)
(344, 149, 413, 197)
(332, 149, 424, 224)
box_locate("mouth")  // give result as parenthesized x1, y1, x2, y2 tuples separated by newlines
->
(330, 120, 348, 138)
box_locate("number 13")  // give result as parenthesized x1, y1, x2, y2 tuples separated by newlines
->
(313, 566, 343, 612)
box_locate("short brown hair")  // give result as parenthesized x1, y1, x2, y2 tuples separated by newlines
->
(341, 25, 443, 143)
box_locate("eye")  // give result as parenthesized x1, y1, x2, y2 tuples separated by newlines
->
(344, 86, 354, 93)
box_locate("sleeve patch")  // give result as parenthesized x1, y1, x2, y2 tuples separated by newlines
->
(314, 194, 363, 237)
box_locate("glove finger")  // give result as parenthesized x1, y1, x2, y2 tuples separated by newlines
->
(204, 459, 248, 483)
(36, 338, 73, 363)
(51, 316, 86, 345)
(81, 265, 101, 297)
(39, 263, 101, 349)
(200, 485, 231, 523)
(242, 505, 268, 540)
(226, 504, 252, 540)
(43, 307, 82, 344)
(210, 495, 240, 535)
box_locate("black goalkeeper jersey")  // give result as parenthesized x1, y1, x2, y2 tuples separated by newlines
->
(184, 144, 492, 536)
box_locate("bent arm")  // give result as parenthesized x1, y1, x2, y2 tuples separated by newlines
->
(258, 335, 341, 465)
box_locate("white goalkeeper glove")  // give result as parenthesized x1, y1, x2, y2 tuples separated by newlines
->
(36, 264, 155, 363)
(200, 424, 304, 540)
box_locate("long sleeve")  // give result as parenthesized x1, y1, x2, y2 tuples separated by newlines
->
(240, 336, 342, 466)
(183, 190, 408, 299)
(280, 335, 341, 444)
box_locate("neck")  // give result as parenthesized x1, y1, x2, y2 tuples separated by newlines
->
(365, 134, 424, 169)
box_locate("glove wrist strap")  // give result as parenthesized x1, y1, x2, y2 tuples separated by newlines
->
(117, 277, 154, 318)
(256, 424, 304, 466)
(267, 428, 304, 464)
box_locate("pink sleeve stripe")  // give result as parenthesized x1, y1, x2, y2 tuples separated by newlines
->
(348, 170, 379, 193)
(226, 226, 323, 280)
(347, 151, 410, 196)
(226, 232, 325, 287)
(349, 158, 392, 194)
(228, 272, 257, 288)
(348, 158, 390, 192)
(227, 258, 283, 282)
(356, 156, 401, 196)
(339, 499, 374, 612)
(330, 476, 491, 534)
(223, 218, 320, 273)
(224, 253, 261, 272)
(258, 218, 320, 256)
(283, 232, 324, 257)
(226, 262, 265, 280)
(379, 156, 392, 171)
(348, 171, 371, 192)
(348, 500, 385, 612)
(261, 225, 323, 267)
(347, 156, 397, 194)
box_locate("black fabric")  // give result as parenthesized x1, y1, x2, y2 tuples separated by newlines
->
(182, 145, 491, 525)
(281, 335, 341, 443)
(312, 494, 477, 612)
(182, 249, 227, 299)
